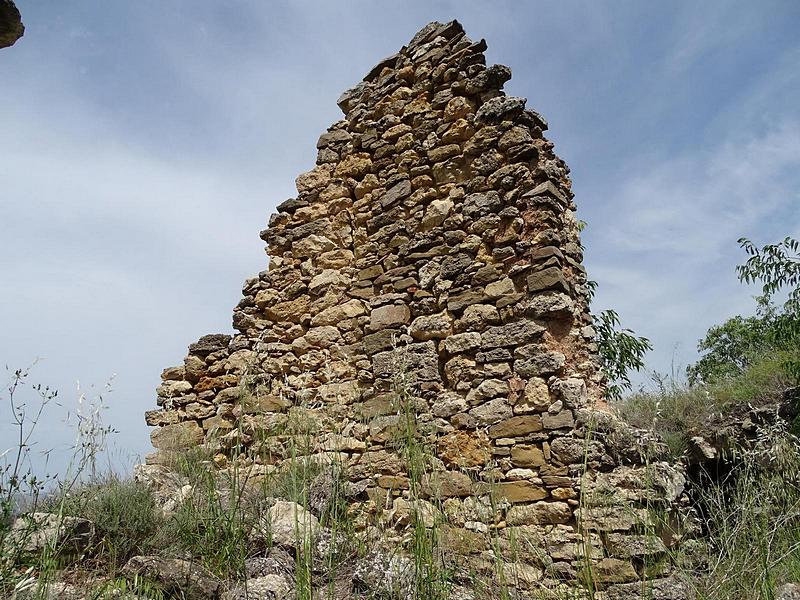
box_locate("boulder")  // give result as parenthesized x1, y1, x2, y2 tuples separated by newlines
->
(264, 500, 320, 549)
(121, 556, 220, 600)
(3, 513, 94, 559)
(352, 549, 415, 598)
(221, 574, 293, 600)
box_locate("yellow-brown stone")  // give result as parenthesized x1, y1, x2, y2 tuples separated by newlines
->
(193, 375, 238, 393)
(493, 481, 549, 503)
(150, 421, 204, 450)
(511, 444, 545, 468)
(438, 431, 491, 468)
(334, 153, 372, 179)
(377, 475, 410, 490)
(487, 415, 542, 439)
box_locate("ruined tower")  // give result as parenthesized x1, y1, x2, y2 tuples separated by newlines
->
(145, 20, 687, 597)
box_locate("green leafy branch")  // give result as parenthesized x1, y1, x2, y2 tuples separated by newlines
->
(595, 309, 653, 401)
(736, 236, 800, 380)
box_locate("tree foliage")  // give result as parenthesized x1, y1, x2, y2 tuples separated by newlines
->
(737, 236, 800, 380)
(594, 309, 653, 401)
(689, 236, 800, 385)
(585, 278, 653, 401)
(687, 300, 783, 385)
(737, 236, 800, 315)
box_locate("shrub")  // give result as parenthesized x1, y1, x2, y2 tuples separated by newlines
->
(690, 237, 800, 385)
(50, 476, 162, 568)
(617, 352, 794, 459)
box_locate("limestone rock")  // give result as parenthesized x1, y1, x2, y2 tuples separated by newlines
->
(527, 266, 569, 293)
(150, 421, 204, 450)
(121, 556, 220, 600)
(444, 331, 481, 354)
(222, 575, 293, 600)
(494, 481, 548, 503)
(295, 164, 333, 194)
(352, 549, 415, 598)
(481, 321, 545, 349)
(438, 431, 491, 468)
(519, 377, 550, 412)
(10, 580, 82, 600)
(410, 313, 452, 340)
(606, 576, 694, 600)
(507, 501, 572, 525)
(370, 305, 410, 336)
(264, 500, 320, 549)
(511, 444, 545, 467)
(372, 341, 440, 382)
(188, 333, 230, 355)
(777, 584, 800, 600)
(422, 198, 453, 229)
(591, 557, 639, 583)
(3, 513, 94, 559)
(470, 397, 513, 426)
(475, 95, 526, 123)
(488, 415, 543, 438)
(312, 299, 366, 325)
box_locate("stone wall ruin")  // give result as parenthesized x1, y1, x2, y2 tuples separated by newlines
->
(145, 20, 689, 598)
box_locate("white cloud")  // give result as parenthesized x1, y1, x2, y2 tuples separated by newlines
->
(603, 120, 800, 257)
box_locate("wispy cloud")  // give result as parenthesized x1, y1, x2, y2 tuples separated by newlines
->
(605, 119, 800, 257)
(586, 118, 800, 382)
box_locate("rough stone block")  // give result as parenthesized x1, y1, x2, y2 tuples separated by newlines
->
(480, 321, 545, 349)
(511, 444, 545, 467)
(514, 351, 566, 377)
(372, 341, 441, 382)
(150, 421, 204, 450)
(369, 303, 411, 331)
(488, 415, 542, 438)
(493, 481, 548, 503)
(526, 266, 569, 293)
(506, 501, 572, 525)
(469, 397, 513, 426)
(410, 313, 452, 340)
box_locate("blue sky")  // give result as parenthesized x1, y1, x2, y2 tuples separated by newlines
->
(2, 1, 799, 476)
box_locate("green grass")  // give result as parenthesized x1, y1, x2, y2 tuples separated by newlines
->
(693, 424, 800, 600)
(165, 475, 253, 580)
(616, 350, 798, 459)
(88, 575, 166, 600)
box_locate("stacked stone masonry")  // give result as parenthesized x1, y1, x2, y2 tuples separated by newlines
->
(146, 21, 688, 597)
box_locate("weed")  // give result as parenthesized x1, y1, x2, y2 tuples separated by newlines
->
(616, 352, 795, 460)
(89, 575, 166, 599)
(390, 345, 451, 600)
(693, 421, 800, 600)
(1, 365, 58, 531)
